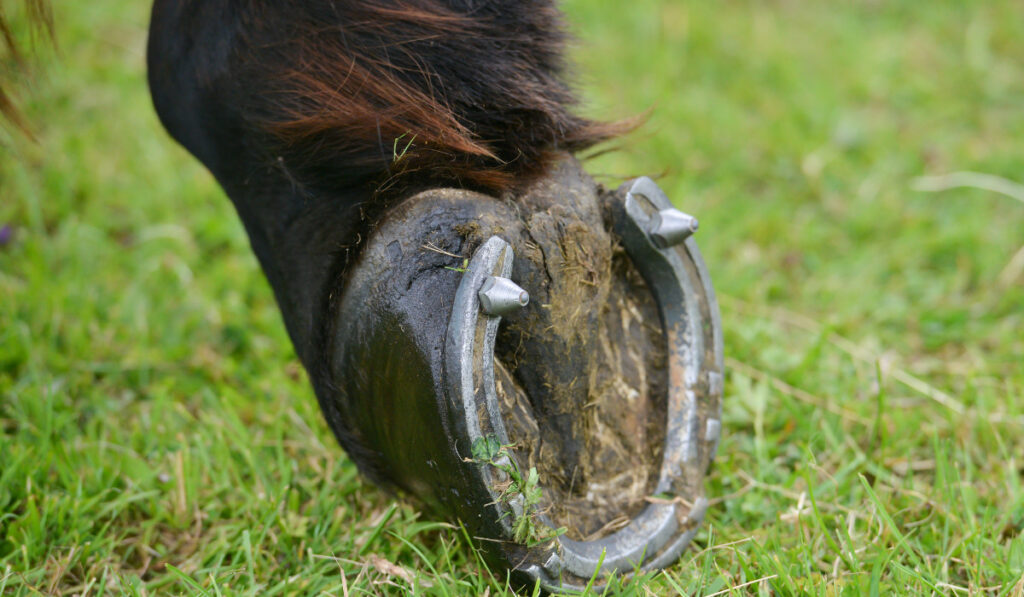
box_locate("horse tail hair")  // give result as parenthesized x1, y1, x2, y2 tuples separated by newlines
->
(0, 0, 54, 136)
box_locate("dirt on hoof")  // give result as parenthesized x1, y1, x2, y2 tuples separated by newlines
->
(488, 159, 669, 541)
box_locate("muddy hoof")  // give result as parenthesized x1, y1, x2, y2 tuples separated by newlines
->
(326, 157, 723, 590)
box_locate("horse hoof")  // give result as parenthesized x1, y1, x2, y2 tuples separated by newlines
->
(326, 157, 723, 590)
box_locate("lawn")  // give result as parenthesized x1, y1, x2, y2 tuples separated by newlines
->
(2, 0, 1023, 594)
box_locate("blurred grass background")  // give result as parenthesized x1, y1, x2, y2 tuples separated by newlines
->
(1, 0, 1022, 594)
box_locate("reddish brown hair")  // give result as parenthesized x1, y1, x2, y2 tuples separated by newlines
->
(231, 0, 628, 195)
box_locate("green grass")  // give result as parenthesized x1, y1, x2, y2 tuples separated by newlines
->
(2, 0, 1023, 594)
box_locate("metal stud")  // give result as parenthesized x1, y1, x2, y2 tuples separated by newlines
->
(705, 419, 721, 443)
(648, 208, 699, 248)
(478, 276, 529, 316)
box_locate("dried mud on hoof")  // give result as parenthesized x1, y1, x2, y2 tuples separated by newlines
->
(491, 162, 669, 542)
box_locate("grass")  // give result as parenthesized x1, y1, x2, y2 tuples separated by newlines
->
(2, 0, 1023, 594)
